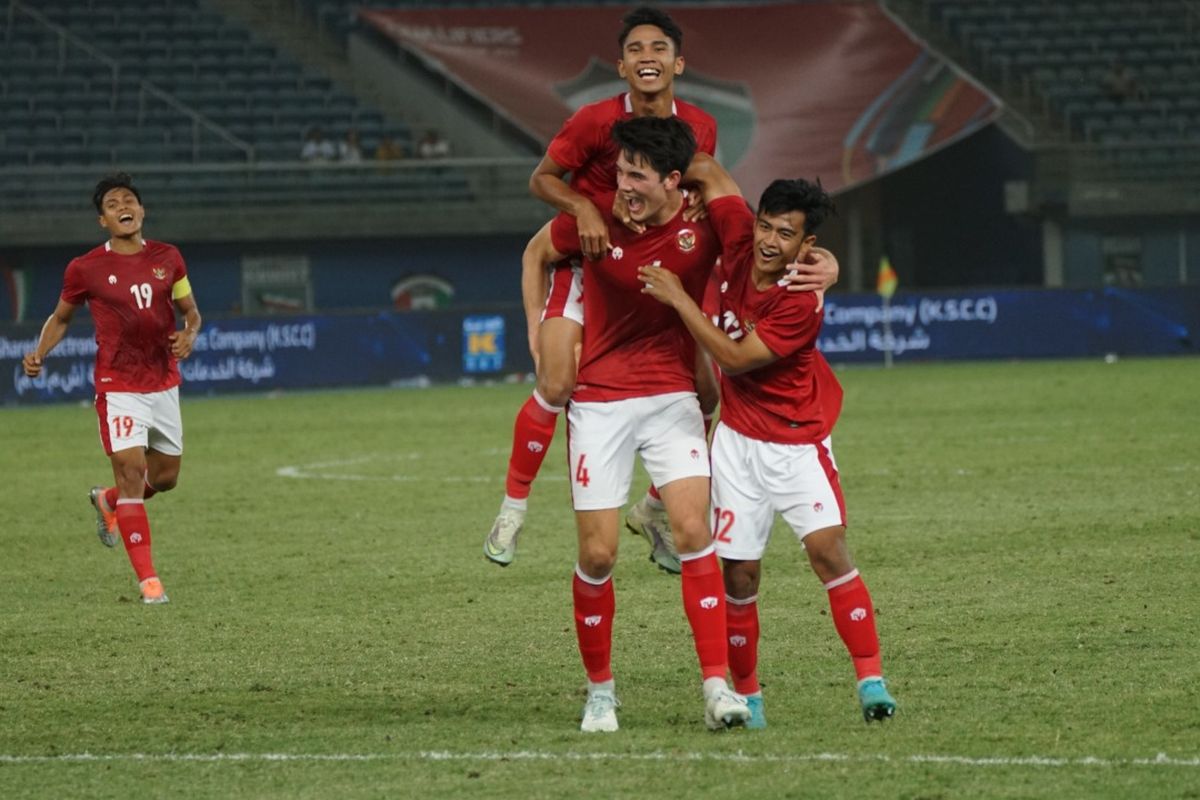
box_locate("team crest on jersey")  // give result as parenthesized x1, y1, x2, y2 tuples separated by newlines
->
(676, 229, 696, 253)
(611, 246, 623, 260)
(152, 267, 166, 280)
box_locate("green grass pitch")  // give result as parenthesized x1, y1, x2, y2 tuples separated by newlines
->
(2, 357, 1198, 798)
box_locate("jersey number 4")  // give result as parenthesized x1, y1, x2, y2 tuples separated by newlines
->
(129, 283, 153, 309)
(574, 454, 590, 487)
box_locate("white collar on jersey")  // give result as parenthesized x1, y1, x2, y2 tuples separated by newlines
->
(104, 238, 146, 252)
(623, 92, 678, 115)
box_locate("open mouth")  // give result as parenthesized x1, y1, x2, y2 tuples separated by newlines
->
(118, 214, 134, 224)
(636, 67, 661, 80)
(625, 195, 645, 215)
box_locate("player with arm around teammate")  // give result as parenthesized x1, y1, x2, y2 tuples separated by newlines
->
(639, 154, 897, 726)
(529, 117, 753, 732)
(22, 173, 201, 605)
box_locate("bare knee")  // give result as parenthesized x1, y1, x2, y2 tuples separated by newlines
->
(672, 516, 711, 555)
(536, 372, 575, 407)
(578, 539, 617, 578)
(803, 526, 854, 583)
(723, 559, 761, 599)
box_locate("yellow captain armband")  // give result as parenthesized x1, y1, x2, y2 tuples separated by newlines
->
(171, 276, 193, 300)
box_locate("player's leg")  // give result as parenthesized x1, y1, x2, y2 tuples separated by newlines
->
(626, 353, 716, 574)
(574, 508, 621, 732)
(567, 398, 636, 732)
(107, 445, 166, 603)
(642, 394, 748, 730)
(710, 422, 773, 729)
(485, 266, 583, 566)
(777, 437, 893, 721)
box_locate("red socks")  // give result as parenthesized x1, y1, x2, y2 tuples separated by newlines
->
(826, 570, 882, 680)
(680, 547, 728, 681)
(573, 567, 615, 683)
(506, 391, 563, 500)
(115, 498, 156, 582)
(726, 595, 761, 695)
(104, 472, 157, 511)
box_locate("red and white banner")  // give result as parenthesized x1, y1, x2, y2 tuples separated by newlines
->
(361, 3, 1000, 196)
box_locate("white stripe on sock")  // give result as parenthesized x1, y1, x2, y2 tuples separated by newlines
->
(823, 569, 860, 591)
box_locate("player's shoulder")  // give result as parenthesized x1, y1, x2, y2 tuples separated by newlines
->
(675, 97, 716, 126)
(573, 94, 624, 124)
(72, 243, 109, 264)
(143, 239, 179, 256)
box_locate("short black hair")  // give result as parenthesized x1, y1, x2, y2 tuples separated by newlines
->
(611, 116, 696, 180)
(92, 172, 142, 213)
(618, 6, 683, 54)
(757, 178, 837, 235)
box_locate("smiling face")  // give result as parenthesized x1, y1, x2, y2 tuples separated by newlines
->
(616, 149, 680, 226)
(752, 209, 815, 276)
(98, 187, 144, 240)
(617, 24, 684, 96)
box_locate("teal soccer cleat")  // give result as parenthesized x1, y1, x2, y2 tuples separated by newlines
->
(858, 677, 896, 722)
(745, 694, 767, 729)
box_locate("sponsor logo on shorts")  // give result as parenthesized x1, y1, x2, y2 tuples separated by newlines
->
(699, 596, 719, 610)
(729, 635, 747, 647)
(813, 502, 824, 513)
(584, 615, 603, 627)
(677, 229, 696, 253)
(690, 449, 700, 460)
(850, 607, 868, 622)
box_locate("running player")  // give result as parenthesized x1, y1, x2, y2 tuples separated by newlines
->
(22, 172, 201, 605)
(638, 153, 897, 726)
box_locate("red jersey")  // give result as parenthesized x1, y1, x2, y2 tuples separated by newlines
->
(552, 193, 720, 402)
(705, 196, 843, 444)
(546, 93, 718, 201)
(61, 240, 189, 393)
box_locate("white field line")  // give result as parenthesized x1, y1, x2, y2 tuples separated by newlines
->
(1, 750, 1197, 768)
(275, 453, 567, 483)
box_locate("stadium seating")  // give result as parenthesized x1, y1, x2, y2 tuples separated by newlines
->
(0, 0, 407, 166)
(925, 0, 1200, 151)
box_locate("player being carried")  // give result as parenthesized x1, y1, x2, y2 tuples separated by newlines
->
(22, 173, 202, 605)
(485, 6, 836, 571)
(638, 153, 897, 726)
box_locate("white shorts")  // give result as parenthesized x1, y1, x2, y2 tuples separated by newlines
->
(567, 392, 709, 511)
(709, 422, 845, 561)
(95, 387, 184, 457)
(541, 261, 584, 325)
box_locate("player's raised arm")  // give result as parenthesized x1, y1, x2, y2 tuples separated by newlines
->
(22, 299, 79, 377)
(529, 155, 609, 261)
(520, 221, 568, 361)
(638, 264, 780, 375)
(682, 152, 743, 206)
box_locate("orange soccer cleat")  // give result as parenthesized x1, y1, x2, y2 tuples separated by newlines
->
(88, 486, 119, 548)
(139, 577, 169, 605)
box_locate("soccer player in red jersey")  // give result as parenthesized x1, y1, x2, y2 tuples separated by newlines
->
(22, 173, 202, 605)
(522, 116, 750, 732)
(486, 7, 837, 571)
(639, 154, 897, 727)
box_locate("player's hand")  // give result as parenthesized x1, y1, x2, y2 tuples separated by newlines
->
(169, 328, 198, 359)
(21, 352, 43, 377)
(613, 194, 645, 235)
(576, 202, 610, 261)
(637, 264, 684, 306)
(783, 246, 840, 293)
(682, 189, 708, 223)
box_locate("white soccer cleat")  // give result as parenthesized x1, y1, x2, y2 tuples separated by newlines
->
(483, 506, 524, 567)
(624, 498, 681, 574)
(704, 685, 751, 731)
(580, 688, 620, 733)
